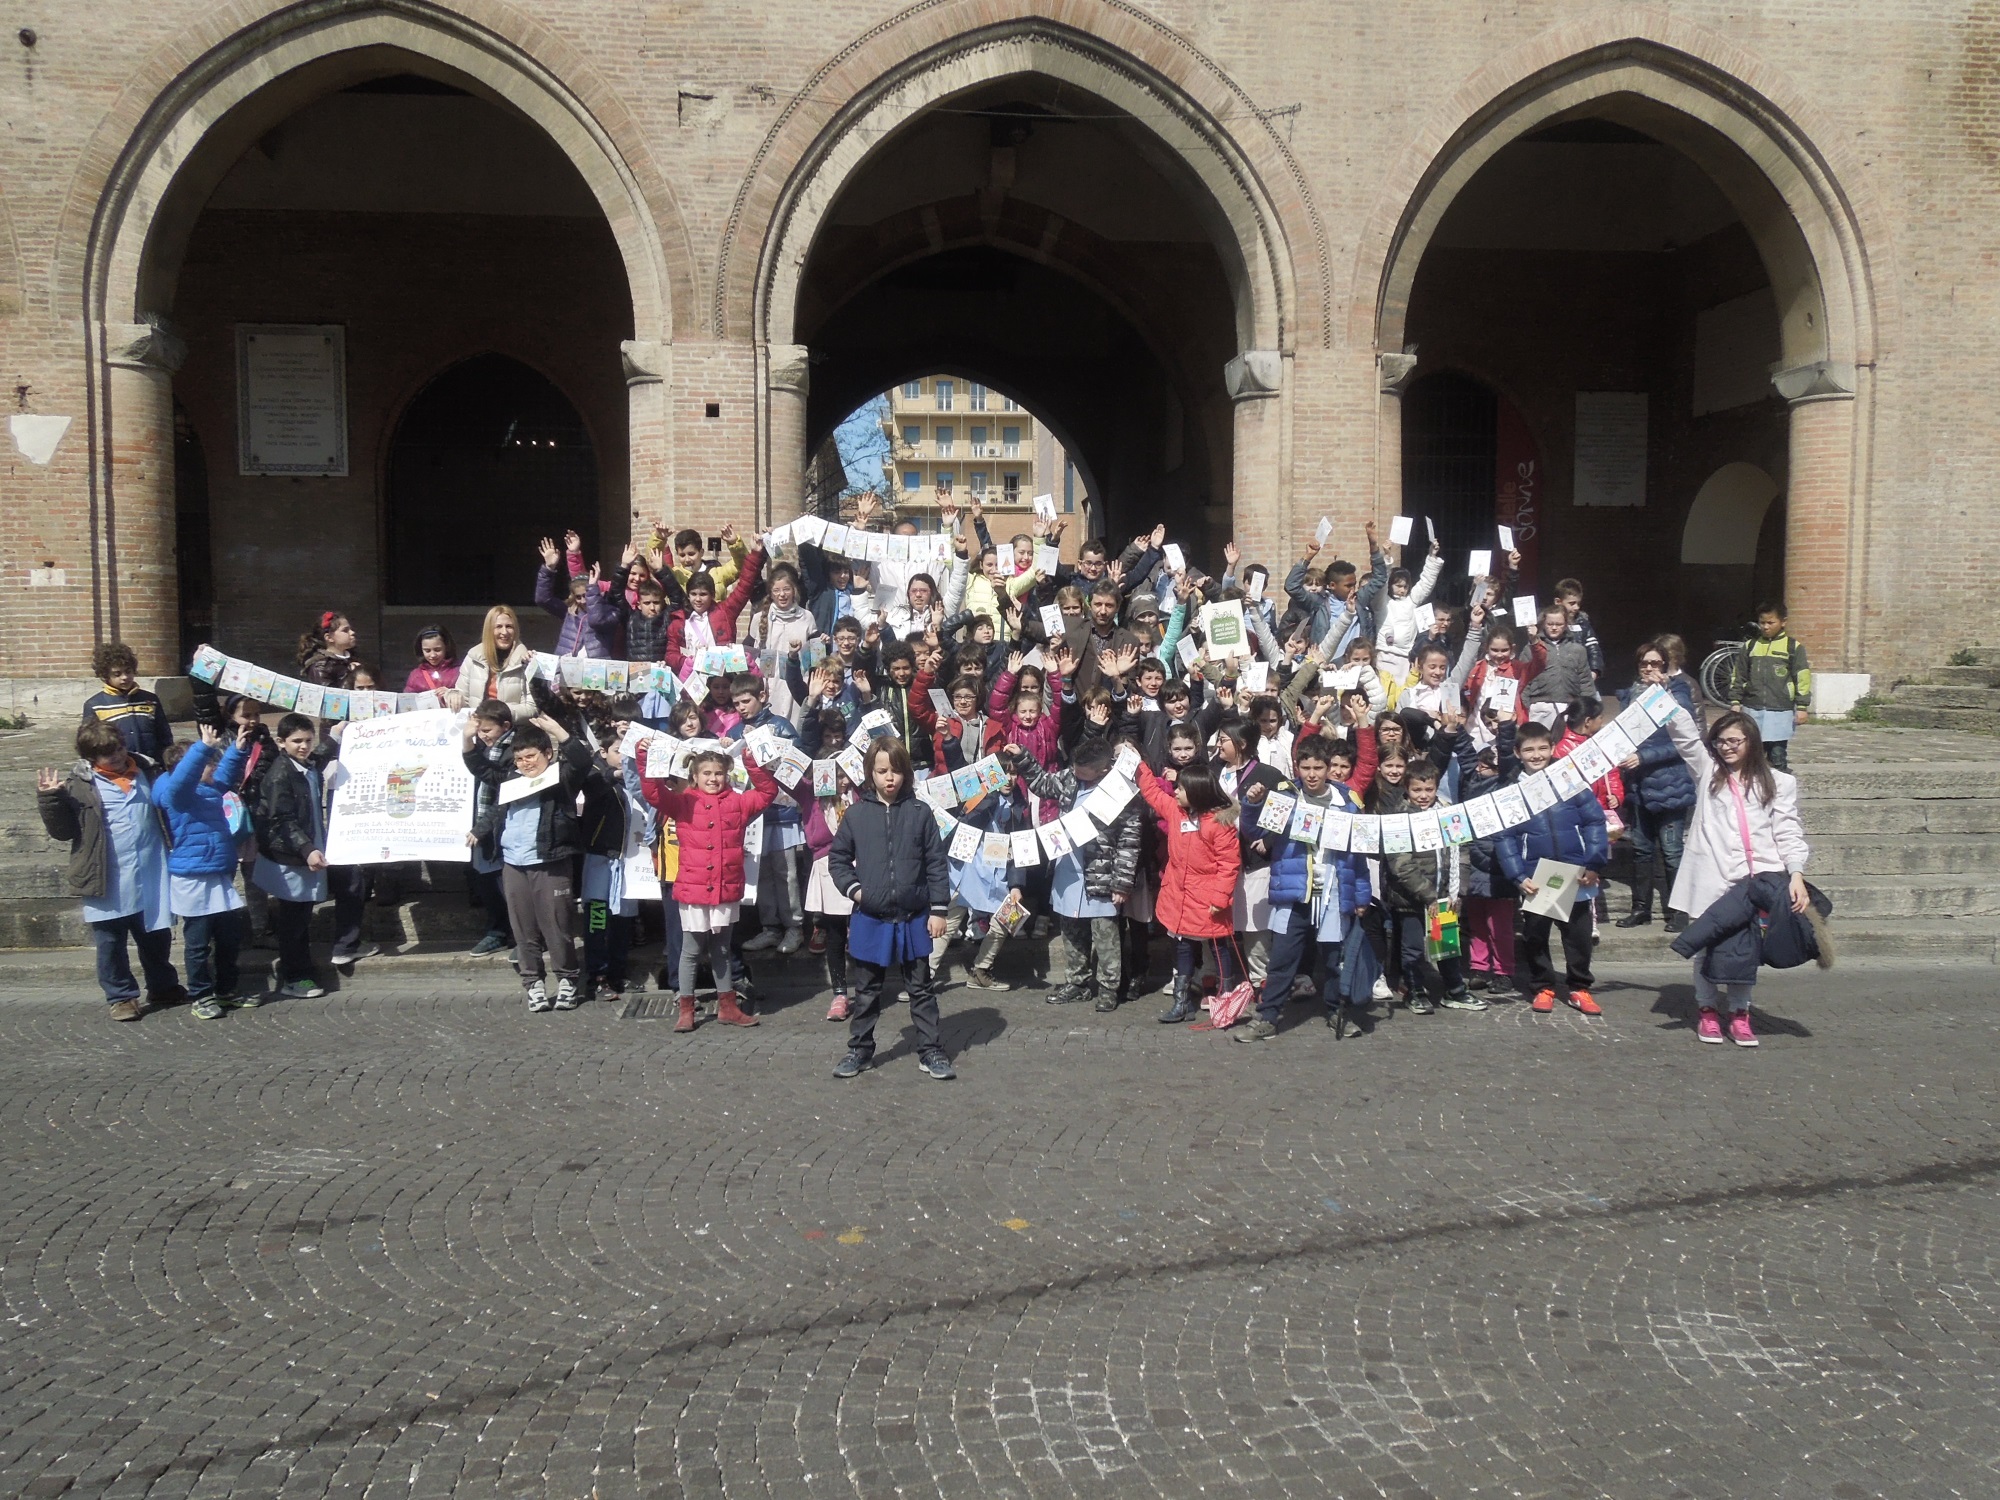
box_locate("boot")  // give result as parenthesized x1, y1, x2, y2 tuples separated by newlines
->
(674, 994, 698, 1032)
(716, 990, 759, 1027)
(1159, 973, 1197, 1024)
(1616, 885, 1654, 928)
(966, 926, 1011, 990)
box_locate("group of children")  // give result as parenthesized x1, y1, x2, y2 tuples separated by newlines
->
(44, 495, 1816, 1065)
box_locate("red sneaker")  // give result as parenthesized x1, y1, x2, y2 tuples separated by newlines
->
(1566, 990, 1602, 1017)
(1696, 1007, 1725, 1043)
(1531, 989, 1555, 1013)
(826, 993, 848, 1022)
(1727, 1011, 1759, 1048)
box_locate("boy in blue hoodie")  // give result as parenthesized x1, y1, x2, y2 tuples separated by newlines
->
(158, 721, 253, 1018)
(1495, 720, 1609, 1017)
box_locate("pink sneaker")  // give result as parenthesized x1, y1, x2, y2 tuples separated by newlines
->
(826, 993, 848, 1022)
(1696, 1007, 1725, 1044)
(1727, 1011, 1759, 1048)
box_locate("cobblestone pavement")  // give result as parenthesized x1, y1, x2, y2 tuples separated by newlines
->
(3, 957, 1998, 1499)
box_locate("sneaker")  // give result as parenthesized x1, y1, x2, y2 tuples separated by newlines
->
(1233, 1018, 1277, 1043)
(1093, 993, 1118, 1013)
(224, 991, 260, 1010)
(1531, 989, 1556, 1014)
(1371, 975, 1393, 1002)
(965, 967, 1011, 991)
(1406, 993, 1435, 1016)
(1483, 974, 1517, 995)
(332, 944, 383, 972)
(1727, 1011, 1759, 1048)
(468, 933, 510, 957)
(278, 979, 325, 1000)
(1696, 1007, 1726, 1043)
(833, 1047, 870, 1079)
(1566, 989, 1603, 1017)
(107, 998, 144, 1022)
(552, 977, 581, 1011)
(525, 980, 553, 1013)
(1044, 983, 1088, 1006)
(191, 995, 225, 1021)
(777, 927, 805, 956)
(917, 1047, 956, 1080)
(742, 929, 782, 952)
(1438, 989, 1490, 1012)
(808, 927, 828, 956)
(826, 993, 849, 1022)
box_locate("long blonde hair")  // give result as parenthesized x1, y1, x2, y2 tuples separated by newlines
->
(481, 605, 522, 671)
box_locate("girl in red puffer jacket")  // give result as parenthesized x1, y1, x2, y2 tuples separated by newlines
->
(1137, 758, 1242, 1025)
(641, 748, 780, 1033)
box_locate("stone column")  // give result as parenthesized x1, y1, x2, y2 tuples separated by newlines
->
(766, 343, 811, 528)
(622, 339, 669, 542)
(1376, 352, 1417, 532)
(1225, 350, 1284, 564)
(1773, 360, 1857, 673)
(102, 319, 185, 674)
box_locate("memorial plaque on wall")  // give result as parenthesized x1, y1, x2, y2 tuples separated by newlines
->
(1572, 392, 1647, 508)
(236, 324, 347, 476)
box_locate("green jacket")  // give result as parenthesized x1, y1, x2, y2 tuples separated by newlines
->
(1736, 633, 1812, 712)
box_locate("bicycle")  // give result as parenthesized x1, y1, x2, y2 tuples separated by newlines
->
(1697, 630, 1752, 706)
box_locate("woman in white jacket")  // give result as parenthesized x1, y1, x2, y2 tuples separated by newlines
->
(1373, 542, 1445, 680)
(1665, 706, 1811, 1047)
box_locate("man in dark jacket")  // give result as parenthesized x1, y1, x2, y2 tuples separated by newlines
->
(1495, 720, 1610, 1016)
(1011, 738, 1143, 1011)
(827, 739, 954, 1079)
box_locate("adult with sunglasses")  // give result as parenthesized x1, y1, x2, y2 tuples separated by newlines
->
(1615, 641, 1698, 932)
(1659, 701, 1812, 1047)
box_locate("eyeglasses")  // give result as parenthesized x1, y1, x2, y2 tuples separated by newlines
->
(1639, 658, 1665, 668)
(1713, 736, 1747, 749)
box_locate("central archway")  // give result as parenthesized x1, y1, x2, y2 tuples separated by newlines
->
(745, 18, 1308, 562)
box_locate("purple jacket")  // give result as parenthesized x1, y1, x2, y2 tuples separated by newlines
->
(535, 564, 628, 659)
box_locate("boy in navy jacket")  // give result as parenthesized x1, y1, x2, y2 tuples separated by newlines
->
(1495, 720, 1609, 1016)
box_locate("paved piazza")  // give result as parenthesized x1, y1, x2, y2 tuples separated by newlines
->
(2, 959, 1996, 1499)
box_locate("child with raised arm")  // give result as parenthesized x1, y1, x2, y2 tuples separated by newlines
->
(465, 716, 599, 1013)
(158, 721, 254, 1018)
(1373, 537, 1446, 681)
(827, 738, 956, 1081)
(39, 720, 181, 1020)
(1137, 757, 1242, 1024)
(638, 742, 781, 1033)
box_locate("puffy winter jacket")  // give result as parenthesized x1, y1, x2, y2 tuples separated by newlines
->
(1618, 678, 1697, 813)
(1273, 784, 1370, 914)
(1012, 749, 1144, 900)
(984, 668, 1064, 823)
(1137, 763, 1240, 939)
(639, 759, 780, 903)
(535, 564, 629, 659)
(827, 784, 952, 920)
(159, 739, 250, 877)
(1494, 784, 1610, 885)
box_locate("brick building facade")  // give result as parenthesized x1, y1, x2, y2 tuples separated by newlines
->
(0, 1, 1973, 694)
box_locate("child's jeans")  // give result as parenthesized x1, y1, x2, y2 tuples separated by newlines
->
(182, 909, 245, 999)
(847, 955, 940, 1059)
(1520, 900, 1596, 993)
(1257, 900, 1345, 1022)
(1461, 896, 1516, 977)
(503, 863, 578, 986)
(91, 914, 177, 1005)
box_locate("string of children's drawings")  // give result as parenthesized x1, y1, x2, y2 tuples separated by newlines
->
(185, 641, 1681, 862)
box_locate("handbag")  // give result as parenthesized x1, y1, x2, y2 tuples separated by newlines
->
(1193, 937, 1257, 1031)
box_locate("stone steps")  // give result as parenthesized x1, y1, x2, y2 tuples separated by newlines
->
(1873, 704, 2000, 736)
